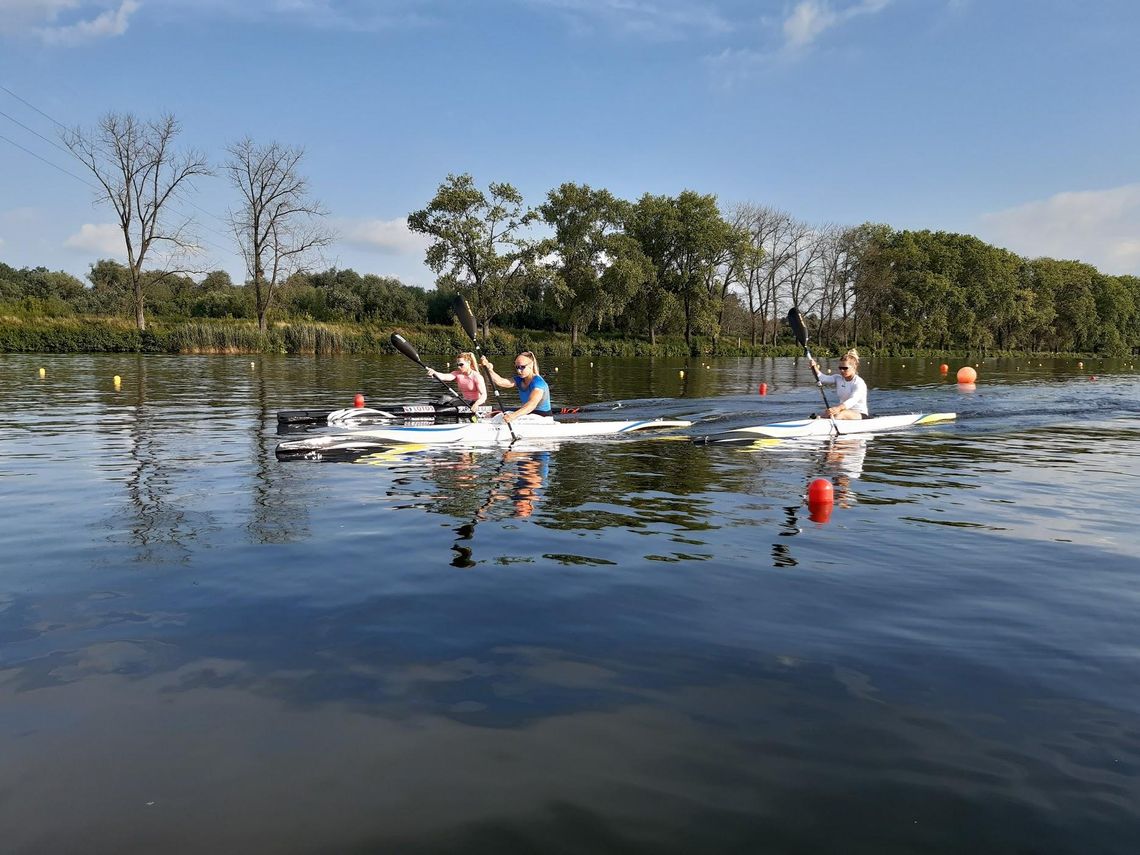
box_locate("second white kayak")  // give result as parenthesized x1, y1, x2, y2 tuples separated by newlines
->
(701, 412, 957, 442)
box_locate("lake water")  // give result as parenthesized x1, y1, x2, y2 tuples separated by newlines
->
(2, 351, 1139, 854)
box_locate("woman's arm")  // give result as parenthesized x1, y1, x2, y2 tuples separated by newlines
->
(504, 384, 544, 423)
(480, 358, 514, 390)
(472, 372, 488, 409)
(427, 368, 457, 381)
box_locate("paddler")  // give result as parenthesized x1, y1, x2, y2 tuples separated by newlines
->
(810, 348, 870, 419)
(481, 350, 552, 424)
(426, 351, 487, 417)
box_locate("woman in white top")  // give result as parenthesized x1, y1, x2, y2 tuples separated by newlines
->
(810, 348, 870, 419)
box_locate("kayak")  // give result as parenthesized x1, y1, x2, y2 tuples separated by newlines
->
(277, 401, 490, 425)
(277, 399, 633, 425)
(699, 412, 957, 443)
(275, 416, 693, 458)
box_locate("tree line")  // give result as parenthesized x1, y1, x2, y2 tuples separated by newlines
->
(6, 108, 1139, 355)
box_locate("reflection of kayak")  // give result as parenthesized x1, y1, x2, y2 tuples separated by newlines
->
(700, 412, 956, 443)
(276, 416, 693, 458)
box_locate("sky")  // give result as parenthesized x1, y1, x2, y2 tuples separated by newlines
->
(1, 0, 1139, 290)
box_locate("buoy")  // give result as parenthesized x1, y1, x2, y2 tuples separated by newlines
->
(807, 478, 833, 505)
(250, 362, 255, 369)
(589, 362, 593, 368)
(758, 382, 768, 396)
(679, 370, 685, 379)
(1078, 361, 1084, 369)
(39, 367, 46, 378)
(354, 393, 365, 408)
(1090, 375, 1097, 382)
(956, 366, 977, 384)
(939, 363, 948, 373)
(554, 366, 558, 372)
(113, 375, 121, 389)
(807, 478, 834, 522)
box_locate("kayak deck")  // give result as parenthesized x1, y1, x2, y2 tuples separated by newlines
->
(698, 412, 957, 443)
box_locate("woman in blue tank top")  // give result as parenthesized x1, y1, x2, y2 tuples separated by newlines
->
(481, 350, 552, 424)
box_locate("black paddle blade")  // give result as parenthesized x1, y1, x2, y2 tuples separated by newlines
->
(787, 307, 809, 347)
(390, 333, 424, 366)
(452, 296, 479, 342)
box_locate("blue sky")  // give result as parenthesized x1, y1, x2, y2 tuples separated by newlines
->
(2, 0, 1139, 289)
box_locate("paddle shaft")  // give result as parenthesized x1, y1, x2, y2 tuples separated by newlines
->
(452, 297, 517, 440)
(391, 333, 467, 406)
(787, 307, 835, 421)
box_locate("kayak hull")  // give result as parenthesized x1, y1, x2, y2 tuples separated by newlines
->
(702, 412, 957, 443)
(276, 417, 693, 457)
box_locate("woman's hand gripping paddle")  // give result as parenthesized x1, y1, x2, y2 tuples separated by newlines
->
(452, 297, 517, 441)
(390, 333, 467, 409)
(787, 307, 836, 429)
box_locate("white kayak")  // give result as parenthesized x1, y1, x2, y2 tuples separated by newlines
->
(702, 412, 956, 443)
(276, 415, 693, 457)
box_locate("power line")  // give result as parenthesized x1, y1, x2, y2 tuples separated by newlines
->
(1, 83, 237, 263)
(0, 132, 95, 188)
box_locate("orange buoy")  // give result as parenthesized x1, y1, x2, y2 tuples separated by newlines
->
(354, 393, 365, 408)
(956, 366, 977, 384)
(758, 382, 768, 396)
(939, 363, 949, 374)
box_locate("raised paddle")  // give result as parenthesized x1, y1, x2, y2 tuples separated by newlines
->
(787, 307, 836, 425)
(390, 332, 466, 407)
(452, 296, 517, 441)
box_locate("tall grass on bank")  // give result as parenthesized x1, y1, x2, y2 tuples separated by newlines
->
(4, 314, 1051, 358)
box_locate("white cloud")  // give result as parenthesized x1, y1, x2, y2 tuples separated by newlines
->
(337, 217, 431, 256)
(38, 0, 139, 44)
(978, 184, 1140, 275)
(783, 0, 890, 50)
(64, 222, 125, 256)
(0, 0, 140, 43)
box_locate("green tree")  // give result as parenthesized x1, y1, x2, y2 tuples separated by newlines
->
(408, 174, 536, 336)
(538, 183, 645, 344)
(627, 191, 736, 347)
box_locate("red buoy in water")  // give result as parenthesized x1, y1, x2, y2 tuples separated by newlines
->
(807, 478, 833, 506)
(354, 393, 365, 408)
(758, 382, 768, 396)
(956, 366, 977, 384)
(807, 478, 834, 523)
(939, 363, 949, 374)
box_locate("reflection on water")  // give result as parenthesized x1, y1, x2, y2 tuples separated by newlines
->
(1, 353, 1139, 853)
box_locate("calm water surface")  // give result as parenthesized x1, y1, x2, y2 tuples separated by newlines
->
(2, 352, 1139, 854)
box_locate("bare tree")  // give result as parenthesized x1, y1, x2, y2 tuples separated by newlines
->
(63, 112, 211, 331)
(225, 138, 332, 333)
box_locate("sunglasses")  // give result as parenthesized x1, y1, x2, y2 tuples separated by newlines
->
(514, 363, 530, 372)
(837, 365, 852, 371)
(456, 360, 468, 367)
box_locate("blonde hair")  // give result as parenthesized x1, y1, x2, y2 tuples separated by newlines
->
(455, 351, 476, 370)
(518, 350, 540, 376)
(843, 348, 860, 369)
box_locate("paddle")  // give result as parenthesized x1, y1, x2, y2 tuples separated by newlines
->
(452, 296, 517, 441)
(787, 307, 835, 424)
(390, 332, 466, 406)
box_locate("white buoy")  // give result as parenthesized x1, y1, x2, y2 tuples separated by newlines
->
(38, 367, 46, 378)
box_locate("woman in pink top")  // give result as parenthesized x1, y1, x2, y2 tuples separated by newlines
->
(426, 351, 488, 416)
